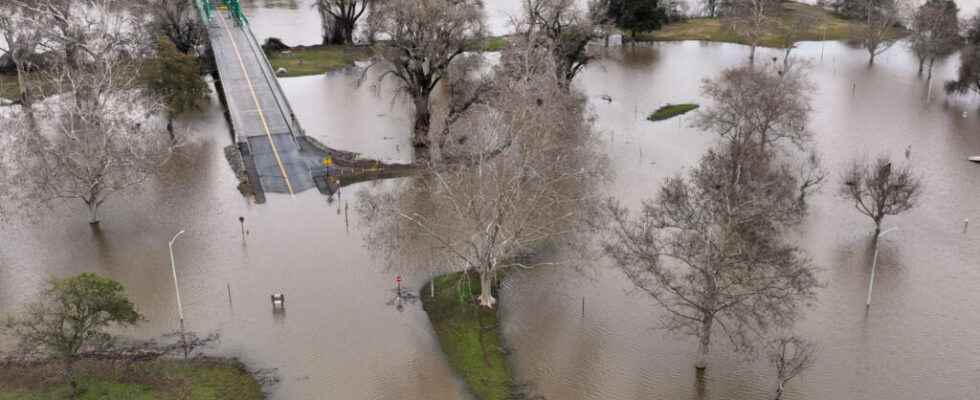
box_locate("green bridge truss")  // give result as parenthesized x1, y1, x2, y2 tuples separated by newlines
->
(195, 0, 249, 26)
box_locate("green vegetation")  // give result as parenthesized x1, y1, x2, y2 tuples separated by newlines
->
(638, 2, 905, 48)
(0, 359, 264, 400)
(483, 36, 510, 52)
(267, 45, 373, 77)
(648, 103, 699, 121)
(421, 272, 512, 400)
(0, 74, 19, 101)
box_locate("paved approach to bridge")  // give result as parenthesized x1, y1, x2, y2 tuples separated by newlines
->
(196, 0, 315, 198)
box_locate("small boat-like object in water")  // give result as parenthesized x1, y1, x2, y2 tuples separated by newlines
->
(970, 156, 980, 163)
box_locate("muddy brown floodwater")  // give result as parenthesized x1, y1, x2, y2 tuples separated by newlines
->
(2, 1, 980, 400)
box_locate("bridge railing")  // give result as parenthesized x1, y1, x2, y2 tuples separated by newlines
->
(194, 0, 213, 23)
(242, 24, 306, 137)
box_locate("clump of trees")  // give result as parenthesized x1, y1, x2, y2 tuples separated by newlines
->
(601, 63, 822, 371)
(522, 0, 600, 86)
(604, 0, 668, 37)
(839, 155, 921, 240)
(142, 37, 210, 138)
(1, 273, 143, 400)
(908, 0, 960, 79)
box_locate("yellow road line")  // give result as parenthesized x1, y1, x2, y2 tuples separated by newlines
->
(216, 12, 295, 196)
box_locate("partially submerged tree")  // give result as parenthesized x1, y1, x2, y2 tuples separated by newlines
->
(723, 0, 781, 62)
(0, 273, 142, 400)
(10, 60, 173, 224)
(909, 0, 960, 79)
(696, 63, 813, 156)
(142, 37, 209, 138)
(139, 0, 206, 55)
(607, 0, 668, 38)
(945, 15, 980, 96)
(360, 48, 603, 308)
(315, 0, 371, 45)
(853, 0, 905, 66)
(774, 12, 817, 69)
(839, 155, 921, 239)
(601, 144, 820, 370)
(367, 0, 485, 157)
(768, 335, 817, 400)
(523, 0, 598, 86)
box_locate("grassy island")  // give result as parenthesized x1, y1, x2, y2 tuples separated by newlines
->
(649, 103, 699, 121)
(421, 272, 513, 400)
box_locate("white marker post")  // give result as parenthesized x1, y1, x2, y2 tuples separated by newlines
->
(867, 227, 898, 309)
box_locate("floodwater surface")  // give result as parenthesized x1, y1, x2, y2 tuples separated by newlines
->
(2, 2, 980, 400)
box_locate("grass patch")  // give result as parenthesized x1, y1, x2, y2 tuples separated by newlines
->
(267, 45, 372, 77)
(421, 271, 512, 400)
(648, 103, 699, 121)
(637, 2, 906, 48)
(483, 36, 510, 52)
(0, 73, 22, 101)
(0, 358, 264, 400)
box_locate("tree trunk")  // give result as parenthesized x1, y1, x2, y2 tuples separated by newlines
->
(167, 115, 175, 141)
(694, 315, 713, 370)
(926, 58, 935, 81)
(64, 359, 78, 400)
(412, 94, 432, 157)
(783, 48, 792, 70)
(477, 269, 496, 308)
(749, 44, 757, 64)
(774, 381, 784, 400)
(88, 201, 100, 225)
(917, 57, 925, 76)
(868, 50, 876, 66)
(14, 60, 30, 107)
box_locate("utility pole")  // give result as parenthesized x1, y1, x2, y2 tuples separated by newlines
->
(867, 227, 898, 309)
(169, 230, 188, 358)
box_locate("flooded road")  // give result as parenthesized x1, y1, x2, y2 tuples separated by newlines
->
(2, 1, 980, 400)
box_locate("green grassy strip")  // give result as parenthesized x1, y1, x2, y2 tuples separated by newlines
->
(648, 103, 699, 121)
(0, 73, 21, 101)
(267, 45, 373, 77)
(636, 2, 906, 48)
(421, 272, 513, 400)
(0, 358, 264, 400)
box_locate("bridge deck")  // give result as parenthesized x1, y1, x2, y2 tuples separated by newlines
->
(205, 7, 313, 195)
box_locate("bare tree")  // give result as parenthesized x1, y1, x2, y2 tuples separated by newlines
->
(138, 0, 206, 55)
(774, 12, 817, 69)
(366, 0, 485, 158)
(908, 0, 960, 79)
(796, 148, 827, 206)
(601, 144, 820, 370)
(696, 63, 813, 156)
(854, 0, 905, 66)
(360, 49, 603, 308)
(9, 60, 173, 224)
(839, 155, 921, 239)
(0, 2, 44, 107)
(522, 0, 598, 86)
(723, 0, 781, 62)
(315, 0, 371, 45)
(768, 335, 817, 400)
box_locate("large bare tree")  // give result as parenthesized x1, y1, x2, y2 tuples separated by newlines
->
(0, 2, 44, 107)
(138, 0, 206, 55)
(601, 144, 819, 370)
(723, 0, 781, 62)
(366, 0, 485, 158)
(908, 0, 960, 79)
(768, 335, 817, 400)
(853, 0, 905, 66)
(522, 0, 599, 86)
(839, 155, 921, 239)
(360, 48, 603, 308)
(315, 0, 371, 45)
(8, 60, 173, 224)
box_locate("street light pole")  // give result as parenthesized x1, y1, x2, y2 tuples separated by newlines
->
(169, 230, 187, 358)
(866, 227, 898, 309)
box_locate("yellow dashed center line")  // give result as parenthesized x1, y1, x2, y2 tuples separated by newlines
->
(216, 12, 295, 196)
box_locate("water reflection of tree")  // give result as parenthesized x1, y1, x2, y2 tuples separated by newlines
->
(358, 46, 606, 309)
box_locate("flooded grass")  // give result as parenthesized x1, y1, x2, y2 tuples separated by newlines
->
(0, 358, 264, 400)
(421, 272, 513, 400)
(0, 73, 21, 101)
(639, 2, 905, 47)
(268, 45, 373, 77)
(648, 103, 699, 121)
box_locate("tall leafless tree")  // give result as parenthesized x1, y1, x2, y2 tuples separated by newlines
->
(601, 144, 820, 371)
(366, 0, 485, 158)
(854, 0, 905, 66)
(839, 155, 921, 239)
(522, 0, 599, 86)
(359, 47, 603, 308)
(0, 2, 44, 107)
(138, 0, 207, 55)
(723, 0, 781, 62)
(908, 0, 960, 80)
(696, 63, 813, 157)
(768, 335, 817, 400)
(7, 60, 173, 224)
(774, 12, 817, 69)
(315, 0, 371, 45)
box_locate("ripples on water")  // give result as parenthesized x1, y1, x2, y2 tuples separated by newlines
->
(2, 1, 980, 399)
